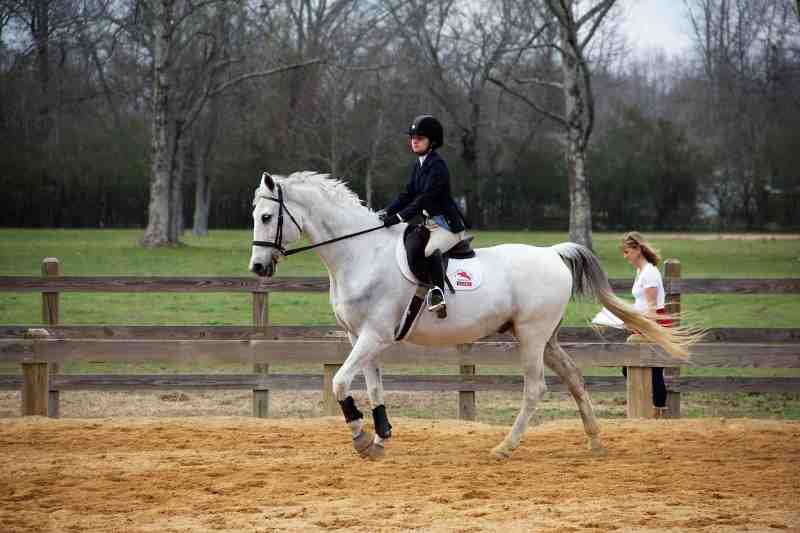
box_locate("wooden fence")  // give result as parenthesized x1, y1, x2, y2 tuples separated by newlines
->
(1, 258, 798, 420)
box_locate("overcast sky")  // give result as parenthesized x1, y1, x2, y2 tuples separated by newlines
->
(619, 0, 694, 56)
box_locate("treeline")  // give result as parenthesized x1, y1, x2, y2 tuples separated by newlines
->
(1, 0, 799, 233)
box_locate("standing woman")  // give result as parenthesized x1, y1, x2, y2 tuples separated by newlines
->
(621, 231, 673, 416)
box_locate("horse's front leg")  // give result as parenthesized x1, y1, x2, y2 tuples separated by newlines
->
(335, 333, 391, 459)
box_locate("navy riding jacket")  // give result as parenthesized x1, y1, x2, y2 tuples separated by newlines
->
(384, 150, 468, 232)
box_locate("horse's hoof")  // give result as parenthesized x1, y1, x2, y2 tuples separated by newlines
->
(490, 444, 513, 459)
(353, 430, 373, 456)
(588, 437, 608, 457)
(591, 445, 609, 458)
(365, 442, 386, 460)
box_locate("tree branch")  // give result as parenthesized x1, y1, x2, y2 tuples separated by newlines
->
(577, 53, 596, 150)
(488, 76, 567, 128)
(208, 57, 324, 96)
(328, 62, 396, 72)
(513, 76, 564, 91)
(578, 0, 617, 52)
(576, 0, 616, 29)
(544, 0, 570, 28)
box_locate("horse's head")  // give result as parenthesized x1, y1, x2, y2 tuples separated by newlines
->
(249, 172, 303, 277)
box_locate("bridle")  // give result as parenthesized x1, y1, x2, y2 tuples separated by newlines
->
(252, 183, 384, 257)
(251, 184, 304, 256)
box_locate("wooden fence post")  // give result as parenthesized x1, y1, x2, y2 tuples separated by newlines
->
(252, 292, 270, 417)
(458, 364, 476, 421)
(42, 258, 60, 418)
(664, 259, 682, 418)
(323, 363, 342, 416)
(626, 363, 653, 418)
(22, 361, 49, 416)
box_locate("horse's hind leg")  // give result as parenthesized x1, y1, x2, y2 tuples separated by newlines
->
(361, 358, 391, 459)
(491, 324, 547, 459)
(544, 333, 607, 456)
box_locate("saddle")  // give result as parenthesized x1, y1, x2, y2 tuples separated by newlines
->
(393, 225, 481, 341)
(402, 225, 475, 288)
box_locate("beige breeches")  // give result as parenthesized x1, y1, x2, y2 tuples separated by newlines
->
(424, 221, 464, 257)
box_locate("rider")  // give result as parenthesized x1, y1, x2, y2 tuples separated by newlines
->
(380, 114, 469, 317)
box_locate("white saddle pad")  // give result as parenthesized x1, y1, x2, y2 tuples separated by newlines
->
(395, 234, 482, 291)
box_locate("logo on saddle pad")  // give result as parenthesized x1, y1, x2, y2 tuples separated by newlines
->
(447, 264, 481, 291)
(454, 270, 473, 288)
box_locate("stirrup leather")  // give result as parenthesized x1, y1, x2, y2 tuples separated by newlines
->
(426, 286, 446, 312)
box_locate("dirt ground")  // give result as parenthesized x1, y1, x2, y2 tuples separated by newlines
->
(1, 417, 798, 533)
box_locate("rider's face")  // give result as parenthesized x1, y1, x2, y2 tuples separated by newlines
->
(410, 135, 430, 154)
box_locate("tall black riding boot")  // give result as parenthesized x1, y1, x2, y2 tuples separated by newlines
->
(427, 249, 447, 318)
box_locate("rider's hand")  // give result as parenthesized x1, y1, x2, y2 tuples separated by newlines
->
(383, 213, 402, 227)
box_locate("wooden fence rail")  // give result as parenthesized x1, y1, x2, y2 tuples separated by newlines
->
(2, 373, 798, 393)
(3, 325, 800, 343)
(1, 257, 798, 420)
(2, 276, 800, 294)
(2, 338, 799, 367)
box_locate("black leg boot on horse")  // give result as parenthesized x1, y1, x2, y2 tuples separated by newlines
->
(427, 249, 447, 319)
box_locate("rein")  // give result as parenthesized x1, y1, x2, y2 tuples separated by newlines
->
(252, 183, 385, 256)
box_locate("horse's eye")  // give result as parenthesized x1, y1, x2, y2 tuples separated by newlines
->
(261, 214, 272, 224)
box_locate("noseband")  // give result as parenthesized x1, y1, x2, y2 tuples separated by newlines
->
(252, 183, 385, 257)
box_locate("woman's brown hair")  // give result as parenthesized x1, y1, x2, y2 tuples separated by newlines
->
(621, 231, 661, 266)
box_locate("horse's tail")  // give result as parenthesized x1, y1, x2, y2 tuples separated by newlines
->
(551, 242, 703, 359)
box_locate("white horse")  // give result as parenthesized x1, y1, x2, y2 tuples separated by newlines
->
(249, 171, 693, 459)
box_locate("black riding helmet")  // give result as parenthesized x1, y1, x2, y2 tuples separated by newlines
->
(408, 115, 444, 149)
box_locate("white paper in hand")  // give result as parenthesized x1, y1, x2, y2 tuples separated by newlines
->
(591, 307, 625, 329)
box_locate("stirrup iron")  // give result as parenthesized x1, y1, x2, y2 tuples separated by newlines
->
(426, 287, 447, 318)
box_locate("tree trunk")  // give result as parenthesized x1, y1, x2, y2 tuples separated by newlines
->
(192, 96, 221, 236)
(364, 159, 374, 209)
(142, 0, 176, 247)
(33, 0, 51, 144)
(472, 102, 495, 228)
(567, 144, 593, 249)
(328, 84, 339, 177)
(364, 105, 385, 208)
(193, 110, 216, 237)
(459, 117, 489, 228)
(193, 149, 211, 236)
(142, 124, 173, 247)
(560, 0, 593, 250)
(170, 127, 188, 241)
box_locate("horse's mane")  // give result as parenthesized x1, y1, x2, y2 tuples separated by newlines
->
(256, 171, 373, 214)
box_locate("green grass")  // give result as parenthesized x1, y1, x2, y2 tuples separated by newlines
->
(0, 229, 798, 421)
(1, 228, 798, 327)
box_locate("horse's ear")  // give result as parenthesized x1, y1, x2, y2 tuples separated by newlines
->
(261, 172, 275, 192)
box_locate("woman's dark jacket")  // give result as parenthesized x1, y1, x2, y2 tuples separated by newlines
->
(383, 150, 468, 232)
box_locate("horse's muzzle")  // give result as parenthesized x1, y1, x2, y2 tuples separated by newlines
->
(251, 259, 276, 277)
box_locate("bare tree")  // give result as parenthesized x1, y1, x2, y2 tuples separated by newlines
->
(190, 94, 221, 236)
(362, 70, 390, 207)
(140, 0, 324, 247)
(3, 0, 100, 143)
(256, 0, 362, 161)
(684, 0, 800, 229)
(491, 0, 618, 249)
(384, 0, 540, 226)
